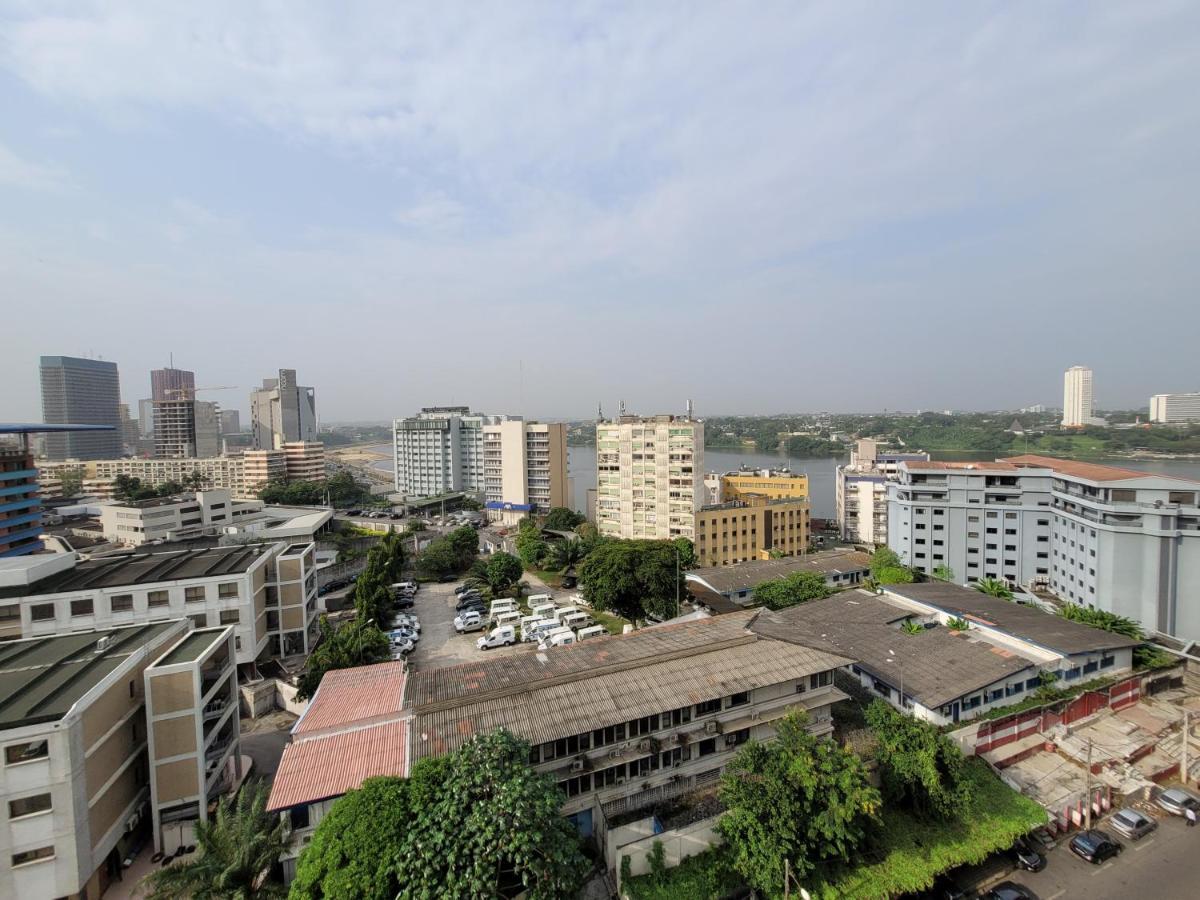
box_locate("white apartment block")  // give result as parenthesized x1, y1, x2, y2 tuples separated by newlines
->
(97, 489, 261, 547)
(1150, 392, 1200, 423)
(595, 414, 704, 540)
(482, 420, 569, 524)
(1062, 365, 1094, 427)
(392, 407, 503, 499)
(888, 454, 1200, 644)
(0, 541, 321, 666)
(835, 439, 930, 544)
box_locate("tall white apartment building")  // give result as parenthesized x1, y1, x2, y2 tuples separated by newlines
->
(835, 439, 930, 544)
(595, 414, 704, 540)
(482, 420, 568, 525)
(1062, 366, 1094, 427)
(1150, 392, 1200, 423)
(392, 408, 502, 499)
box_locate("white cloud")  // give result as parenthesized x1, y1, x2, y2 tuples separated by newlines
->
(0, 140, 69, 190)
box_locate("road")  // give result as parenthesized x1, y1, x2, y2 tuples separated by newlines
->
(1004, 806, 1200, 899)
(405, 581, 533, 670)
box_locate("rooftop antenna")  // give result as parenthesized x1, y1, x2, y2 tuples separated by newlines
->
(619, 399, 626, 416)
(597, 402, 603, 422)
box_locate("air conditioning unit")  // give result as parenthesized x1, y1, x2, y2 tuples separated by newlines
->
(570, 758, 585, 773)
(615, 777, 626, 785)
(704, 720, 719, 735)
(608, 749, 621, 760)
(637, 739, 651, 752)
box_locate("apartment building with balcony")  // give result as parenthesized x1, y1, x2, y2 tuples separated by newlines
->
(280, 442, 326, 482)
(392, 407, 503, 499)
(0, 541, 321, 665)
(144, 626, 241, 853)
(1, 445, 42, 558)
(0, 621, 187, 900)
(1149, 392, 1200, 423)
(482, 419, 569, 524)
(595, 414, 704, 541)
(836, 439, 930, 544)
(693, 495, 809, 566)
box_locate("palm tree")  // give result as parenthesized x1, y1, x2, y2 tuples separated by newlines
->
(141, 781, 287, 900)
(973, 577, 1013, 601)
(548, 538, 587, 572)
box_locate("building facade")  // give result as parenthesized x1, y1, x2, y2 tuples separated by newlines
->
(153, 400, 220, 460)
(280, 442, 326, 483)
(250, 370, 317, 450)
(38, 357, 122, 460)
(1062, 365, 1094, 427)
(0, 542, 322, 665)
(1, 445, 42, 558)
(482, 420, 568, 524)
(595, 414, 704, 540)
(219, 410, 241, 435)
(719, 469, 808, 502)
(1150, 392, 1200, 423)
(392, 408, 500, 499)
(693, 496, 809, 567)
(96, 489, 260, 547)
(836, 439, 930, 544)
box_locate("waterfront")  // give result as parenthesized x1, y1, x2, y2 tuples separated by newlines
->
(369, 443, 1200, 520)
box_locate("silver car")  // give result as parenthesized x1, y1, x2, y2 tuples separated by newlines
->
(1154, 787, 1200, 817)
(1109, 807, 1157, 840)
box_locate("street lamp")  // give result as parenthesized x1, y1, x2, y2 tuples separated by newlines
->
(887, 650, 905, 712)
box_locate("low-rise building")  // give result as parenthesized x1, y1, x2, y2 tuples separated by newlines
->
(754, 581, 1138, 727)
(280, 442, 326, 483)
(692, 495, 809, 566)
(685, 548, 872, 605)
(0, 622, 188, 899)
(719, 468, 808, 502)
(97, 489, 258, 547)
(0, 541, 321, 664)
(1150, 392, 1200, 423)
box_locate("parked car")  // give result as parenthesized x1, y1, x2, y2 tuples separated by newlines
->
(1109, 807, 1157, 841)
(1010, 836, 1046, 872)
(1068, 829, 1122, 864)
(477, 625, 517, 650)
(454, 583, 477, 596)
(454, 610, 486, 633)
(388, 636, 414, 654)
(922, 875, 969, 900)
(345, 509, 361, 516)
(982, 883, 1037, 900)
(389, 626, 419, 643)
(1154, 787, 1200, 817)
(455, 594, 484, 609)
(393, 595, 415, 610)
(388, 614, 420, 632)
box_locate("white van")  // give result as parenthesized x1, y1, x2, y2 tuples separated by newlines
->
(530, 602, 557, 620)
(576, 625, 607, 641)
(523, 618, 559, 643)
(539, 627, 576, 648)
(493, 611, 522, 630)
(477, 625, 516, 650)
(526, 593, 553, 605)
(489, 600, 518, 617)
(519, 614, 544, 635)
(550, 606, 578, 624)
(561, 611, 593, 631)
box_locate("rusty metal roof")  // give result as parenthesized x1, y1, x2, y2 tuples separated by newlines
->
(267, 720, 408, 811)
(293, 660, 407, 736)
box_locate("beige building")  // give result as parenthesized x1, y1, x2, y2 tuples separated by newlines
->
(720, 468, 809, 502)
(595, 414, 704, 540)
(482, 420, 568, 524)
(835, 439, 930, 544)
(0, 541, 321, 665)
(145, 627, 241, 853)
(281, 442, 326, 482)
(0, 621, 188, 900)
(693, 496, 809, 567)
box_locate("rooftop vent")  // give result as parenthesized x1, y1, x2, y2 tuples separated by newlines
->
(94, 635, 112, 653)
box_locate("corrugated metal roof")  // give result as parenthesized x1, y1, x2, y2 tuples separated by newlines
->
(411, 635, 848, 760)
(294, 660, 407, 736)
(267, 720, 408, 811)
(686, 550, 872, 595)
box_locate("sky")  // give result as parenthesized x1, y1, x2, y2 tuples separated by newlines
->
(2, 1, 1198, 423)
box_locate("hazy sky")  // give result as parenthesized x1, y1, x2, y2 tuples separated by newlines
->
(2, 2, 1198, 423)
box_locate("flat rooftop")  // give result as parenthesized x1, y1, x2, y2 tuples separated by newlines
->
(153, 627, 228, 667)
(0, 543, 274, 598)
(0, 622, 181, 729)
(1005, 453, 1200, 485)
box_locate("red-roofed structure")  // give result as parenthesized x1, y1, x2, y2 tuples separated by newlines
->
(267, 720, 408, 811)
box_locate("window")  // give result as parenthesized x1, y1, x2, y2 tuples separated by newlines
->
(810, 670, 834, 689)
(188, 614, 207, 630)
(148, 590, 169, 607)
(724, 728, 751, 748)
(1005, 512, 1017, 519)
(12, 846, 54, 867)
(218, 582, 239, 599)
(111, 594, 133, 613)
(1005, 528, 1017, 535)
(1100, 655, 1115, 669)
(185, 586, 206, 603)
(987, 688, 1004, 703)
(70, 598, 93, 617)
(727, 691, 750, 708)
(9, 793, 52, 819)
(219, 610, 239, 626)
(5, 740, 48, 765)
(986, 527, 998, 534)
(30, 604, 55, 622)
(695, 698, 721, 716)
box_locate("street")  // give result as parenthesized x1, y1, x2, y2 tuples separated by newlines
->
(1004, 807, 1200, 899)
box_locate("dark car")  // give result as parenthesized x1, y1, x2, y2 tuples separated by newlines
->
(984, 883, 1038, 900)
(457, 601, 486, 615)
(345, 509, 361, 516)
(1011, 836, 1046, 872)
(923, 875, 968, 900)
(393, 595, 415, 610)
(1068, 829, 1121, 865)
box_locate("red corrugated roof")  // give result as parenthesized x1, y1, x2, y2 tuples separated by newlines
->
(293, 660, 407, 736)
(1005, 454, 1200, 484)
(267, 720, 408, 811)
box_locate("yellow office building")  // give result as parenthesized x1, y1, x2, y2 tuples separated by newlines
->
(720, 468, 809, 502)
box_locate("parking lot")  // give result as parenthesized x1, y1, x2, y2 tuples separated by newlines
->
(405, 581, 536, 670)
(999, 802, 1199, 899)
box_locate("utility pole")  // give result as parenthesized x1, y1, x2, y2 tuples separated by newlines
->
(1184, 710, 1190, 787)
(1084, 739, 1093, 830)
(783, 858, 790, 900)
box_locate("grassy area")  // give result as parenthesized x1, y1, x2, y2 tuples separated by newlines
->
(590, 608, 630, 635)
(529, 569, 563, 588)
(622, 846, 742, 900)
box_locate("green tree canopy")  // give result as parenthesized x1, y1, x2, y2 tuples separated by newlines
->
(673, 537, 696, 569)
(514, 518, 549, 569)
(1058, 603, 1144, 639)
(58, 467, 84, 498)
(485, 552, 524, 595)
(353, 532, 406, 622)
(753, 571, 833, 611)
(290, 730, 585, 900)
(876, 566, 915, 585)
(869, 546, 902, 577)
(577, 539, 684, 620)
(865, 700, 973, 819)
(547, 538, 588, 572)
(543, 507, 586, 531)
(142, 781, 286, 899)
(718, 711, 880, 892)
(296, 617, 391, 701)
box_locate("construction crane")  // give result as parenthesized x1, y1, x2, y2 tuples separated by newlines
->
(161, 386, 238, 399)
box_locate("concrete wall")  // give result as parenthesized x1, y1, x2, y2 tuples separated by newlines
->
(612, 814, 723, 891)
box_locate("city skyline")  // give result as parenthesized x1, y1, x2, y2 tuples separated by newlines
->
(2, 4, 1199, 420)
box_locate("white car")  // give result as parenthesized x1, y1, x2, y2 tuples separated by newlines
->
(389, 627, 420, 643)
(454, 610, 486, 633)
(389, 638, 414, 656)
(477, 625, 516, 650)
(389, 614, 420, 632)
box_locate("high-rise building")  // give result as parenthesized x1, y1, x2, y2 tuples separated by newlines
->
(153, 399, 220, 459)
(38, 356, 122, 460)
(595, 412, 704, 541)
(151, 366, 196, 402)
(250, 369, 317, 450)
(219, 409, 242, 434)
(138, 398, 155, 438)
(392, 407, 502, 498)
(1150, 392, 1200, 423)
(835, 439, 930, 544)
(1062, 365, 1094, 427)
(481, 420, 568, 524)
